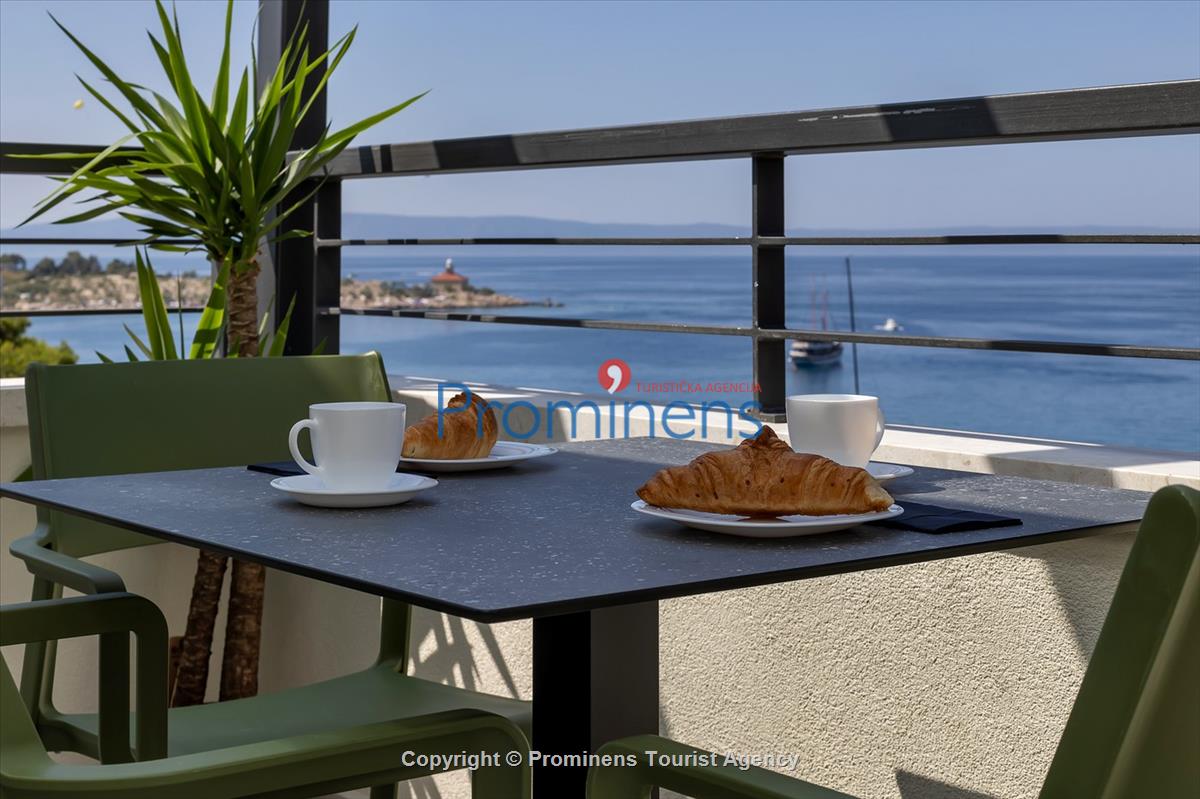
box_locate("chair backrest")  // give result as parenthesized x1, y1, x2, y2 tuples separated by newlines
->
(1039, 484, 1200, 798)
(25, 353, 391, 557)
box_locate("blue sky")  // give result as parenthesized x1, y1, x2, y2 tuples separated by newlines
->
(2, 0, 1198, 230)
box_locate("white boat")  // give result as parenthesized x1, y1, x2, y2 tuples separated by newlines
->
(791, 284, 842, 368)
(790, 339, 843, 367)
(874, 317, 904, 332)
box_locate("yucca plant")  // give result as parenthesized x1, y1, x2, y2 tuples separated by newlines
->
(20, 0, 422, 355)
(98, 249, 304, 364)
(95, 249, 229, 363)
(15, 0, 423, 705)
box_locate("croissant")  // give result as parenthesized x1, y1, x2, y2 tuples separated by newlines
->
(637, 426, 893, 516)
(402, 392, 498, 459)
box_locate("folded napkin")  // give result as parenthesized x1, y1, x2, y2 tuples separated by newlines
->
(248, 461, 308, 477)
(874, 500, 1021, 534)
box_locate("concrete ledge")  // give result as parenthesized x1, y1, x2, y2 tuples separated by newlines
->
(0, 377, 27, 429)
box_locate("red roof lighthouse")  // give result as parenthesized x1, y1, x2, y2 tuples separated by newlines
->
(430, 258, 469, 289)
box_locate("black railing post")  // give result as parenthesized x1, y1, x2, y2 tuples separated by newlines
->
(257, 0, 340, 354)
(751, 154, 787, 419)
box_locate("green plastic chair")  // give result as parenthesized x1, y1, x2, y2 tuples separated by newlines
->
(11, 355, 531, 796)
(0, 592, 530, 798)
(586, 484, 1200, 799)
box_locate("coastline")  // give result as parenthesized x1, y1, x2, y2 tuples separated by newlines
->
(0, 271, 555, 312)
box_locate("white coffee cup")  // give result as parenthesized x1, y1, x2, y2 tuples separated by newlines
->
(288, 402, 406, 490)
(785, 394, 885, 468)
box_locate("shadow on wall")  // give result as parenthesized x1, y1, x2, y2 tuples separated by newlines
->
(1019, 531, 1132, 658)
(895, 769, 999, 799)
(408, 607, 521, 698)
(393, 776, 447, 799)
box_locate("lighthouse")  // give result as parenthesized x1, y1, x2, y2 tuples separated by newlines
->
(430, 258, 469, 290)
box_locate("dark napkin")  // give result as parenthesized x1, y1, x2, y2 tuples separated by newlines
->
(872, 500, 1021, 534)
(248, 461, 306, 477)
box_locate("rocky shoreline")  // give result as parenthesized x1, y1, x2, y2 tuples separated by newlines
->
(0, 271, 554, 313)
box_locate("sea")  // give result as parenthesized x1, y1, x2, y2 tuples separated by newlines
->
(24, 251, 1200, 453)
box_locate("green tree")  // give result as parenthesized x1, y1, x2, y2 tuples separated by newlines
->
(55, 251, 103, 275)
(0, 253, 26, 271)
(0, 317, 77, 377)
(105, 257, 136, 275)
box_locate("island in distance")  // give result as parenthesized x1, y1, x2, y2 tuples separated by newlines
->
(0, 254, 558, 313)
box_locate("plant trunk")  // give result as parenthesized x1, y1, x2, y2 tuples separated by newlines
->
(171, 550, 228, 706)
(171, 259, 268, 703)
(221, 559, 266, 700)
(218, 258, 267, 701)
(227, 260, 261, 358)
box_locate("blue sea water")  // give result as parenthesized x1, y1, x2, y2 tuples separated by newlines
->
(25, 251, 1200, 452)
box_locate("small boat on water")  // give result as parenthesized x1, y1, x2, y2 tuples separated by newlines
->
(790, 339, 844, 367)
(874, 317, 904, 332)
(791, 284, 843, 368)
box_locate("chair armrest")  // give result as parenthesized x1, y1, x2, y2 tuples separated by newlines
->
(1, 593, 167, 764)
(10, 531, 127, 594)
(587, 735, 858, 799)
(3, 709, 530, 798)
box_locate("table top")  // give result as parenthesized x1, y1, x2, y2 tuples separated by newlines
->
(1, 438, 1149, 622)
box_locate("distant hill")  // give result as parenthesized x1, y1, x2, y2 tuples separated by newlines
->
(3, 213, 1195, 260)
(6, 212, 1195, 238)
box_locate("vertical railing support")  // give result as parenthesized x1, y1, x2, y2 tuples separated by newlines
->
(257, 0, 340, 354)
(308, 180, 342, 354)
(751, 154, 786, 419)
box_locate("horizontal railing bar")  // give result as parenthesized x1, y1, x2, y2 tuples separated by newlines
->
(0, 237, 199, 246)
(329, 307, 1199, 360)
(317, 233, 1200, 248)
(1, 234, 1193, 250)
(0, 141, 146, 176)
(7, 82, 1195, 179)
(782, 234, 1200, 245)
(0, 307, 204, 317)
(322, 81, 1200, 178)
(319, 237, 750, 247)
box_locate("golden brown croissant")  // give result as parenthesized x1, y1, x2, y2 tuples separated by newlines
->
(636, 426, 893, 516)
(402, 392, 498, 459)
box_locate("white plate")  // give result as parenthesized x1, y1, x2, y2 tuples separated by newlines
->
(630, 500, 904, 538)
(867, 462, 915, 483)
(396, 441, 557, 473)
(270, 473, 437, 509)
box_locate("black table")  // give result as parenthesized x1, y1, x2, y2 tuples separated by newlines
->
(0, 438, 1149, 797)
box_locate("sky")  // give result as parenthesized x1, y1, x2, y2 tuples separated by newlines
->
(1, 0, 1199, 231)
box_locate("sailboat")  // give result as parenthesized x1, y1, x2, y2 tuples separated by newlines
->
(790, 284, 843, 368)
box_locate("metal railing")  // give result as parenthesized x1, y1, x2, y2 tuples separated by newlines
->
(3, 68, 1198, 420)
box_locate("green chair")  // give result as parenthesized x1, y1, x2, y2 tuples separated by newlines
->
(586, 484, 1200, 799)
(1, 592, 529, 798)
(10, 355, 531, 794)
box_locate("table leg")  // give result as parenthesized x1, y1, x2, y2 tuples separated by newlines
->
(532, 600, 658, 798)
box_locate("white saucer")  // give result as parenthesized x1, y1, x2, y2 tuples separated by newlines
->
(866, 462, 915, 483)
(397, 441, 557, 473)
(631, 500, 904, 538)
(270, 473, 437, 508)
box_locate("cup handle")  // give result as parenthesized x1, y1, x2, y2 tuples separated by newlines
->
(873, 407, 886, 452)
(288, 419, 321, 477)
